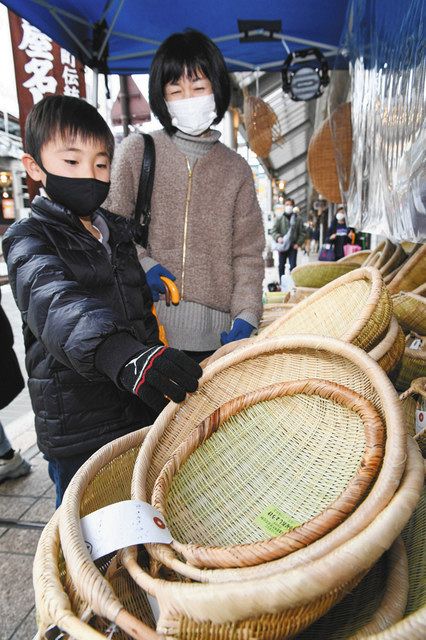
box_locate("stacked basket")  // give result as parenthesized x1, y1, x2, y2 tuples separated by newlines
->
(51, 334, 424, 640)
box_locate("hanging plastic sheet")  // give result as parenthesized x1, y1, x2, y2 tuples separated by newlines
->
(335, 0, 425, 242)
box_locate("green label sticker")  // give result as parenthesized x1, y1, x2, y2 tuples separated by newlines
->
(255, 505, 301, 537)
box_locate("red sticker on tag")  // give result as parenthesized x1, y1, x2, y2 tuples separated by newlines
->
(153, 516, 166, 529)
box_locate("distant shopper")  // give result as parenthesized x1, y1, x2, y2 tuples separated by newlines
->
(326, 206, 352, 260)
(0, 288, 31, 482)
(271, 198, 305, 276)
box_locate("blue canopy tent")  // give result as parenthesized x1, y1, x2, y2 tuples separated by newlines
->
(2, 0, 350, 75)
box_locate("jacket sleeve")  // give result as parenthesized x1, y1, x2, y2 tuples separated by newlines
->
(231, 171, 265, 327)
(3, 225, 145, 384)
(326, 220, 336, 242)
(140, 272, 161, 346)
(104, 133, 151, 263)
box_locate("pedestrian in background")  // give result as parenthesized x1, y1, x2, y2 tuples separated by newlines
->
(0, 288, 31, 482)
(106, 29, 264, 361)
(326, 206, 352, 260)
(271, 198, 305, 277)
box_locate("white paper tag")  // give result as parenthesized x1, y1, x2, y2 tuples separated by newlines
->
(80, 500, 173, 561)
(415, 410, 425, 434)
(410, 338, 422, 350)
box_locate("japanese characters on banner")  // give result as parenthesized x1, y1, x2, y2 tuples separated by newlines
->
(8, 10, 86, 198)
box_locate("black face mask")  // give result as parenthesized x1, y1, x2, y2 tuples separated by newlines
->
(40, 165, 110, 217)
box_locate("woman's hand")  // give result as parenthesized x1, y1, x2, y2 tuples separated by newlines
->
(146, 264, 176, 301)
(220, 319, 255, 345)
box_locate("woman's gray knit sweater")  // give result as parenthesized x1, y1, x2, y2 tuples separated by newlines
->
(105, 128, 264, 351)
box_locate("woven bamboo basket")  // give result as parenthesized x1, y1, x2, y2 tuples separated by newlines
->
(298, 481, 425, 639)
(368, 316, 405, 375)
(307, 102, 352, 203)
(392, 292, 426, 335)
(150, 379, 384, 569)
(288, 287, 318, 303)
(291, 261, 358, 288)
(387, 244, 426, 295)
(413, 282, 426, 296)
(338, 249, 371, 265)
(126, 336, 408, 586)
(36, 427, 159, 640)
(395, 335, 426, 392)
(57, 435, 422, 640)
(364, 241, 386, 267)
(260, 267, 391, 351)
(259, 303, 295, 331)
(374, 241, 397, 272)
(263, 290, 291, 304)
(119, 438, 422, 639)
(400, 378, 426, 458)
(379, 245, 407, 278)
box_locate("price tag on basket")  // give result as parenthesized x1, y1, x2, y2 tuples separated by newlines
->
(80, 500, 173, 560)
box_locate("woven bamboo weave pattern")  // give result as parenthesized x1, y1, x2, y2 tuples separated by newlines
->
(260, 268, 391, 351)
(395, 336, 426, 392)
(392, 292, 426, 335)
(291, 262, 358, 288)
(338, 249, 371, 265)
(151, 380, 384, 568)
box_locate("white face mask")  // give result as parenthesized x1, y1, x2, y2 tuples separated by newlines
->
(336, 213, 345, 222)
(167, 94, 217, 136)
(284, 205, 293, 214)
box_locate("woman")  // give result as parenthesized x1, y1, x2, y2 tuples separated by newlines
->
(0, 288, 30, 481)
(326, 207, 353, 261)
(106, 30, 264, 363)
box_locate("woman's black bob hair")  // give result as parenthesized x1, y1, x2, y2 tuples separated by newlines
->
(149, 29, 231, 134)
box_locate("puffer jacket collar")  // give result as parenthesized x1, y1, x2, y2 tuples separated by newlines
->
(31, 196, 132, 244)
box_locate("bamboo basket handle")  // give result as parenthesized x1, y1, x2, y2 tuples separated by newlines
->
(399, 387, 415, 401)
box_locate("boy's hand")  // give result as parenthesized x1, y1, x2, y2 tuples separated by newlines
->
(146, 264, 176, 301)
(120, 346, 202, 412)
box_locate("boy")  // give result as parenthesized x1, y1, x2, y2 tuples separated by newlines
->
(3, 96, 201, 506)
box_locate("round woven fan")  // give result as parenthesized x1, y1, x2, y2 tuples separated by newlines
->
(244, 93, 282, 157)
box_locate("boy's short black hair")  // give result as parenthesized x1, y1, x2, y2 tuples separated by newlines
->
(149, 29, 231, 134)
(25, 95, 114, 165)
(284, 198, 295, 206)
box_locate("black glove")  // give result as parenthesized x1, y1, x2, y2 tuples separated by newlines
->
(120, 346, 202, 412)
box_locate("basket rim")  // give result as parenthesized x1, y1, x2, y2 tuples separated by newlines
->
(259, 267, 387, 344)
(151, 379, 384, 569)
(369, 317, 400, 361)
(131, 335, 407, 583)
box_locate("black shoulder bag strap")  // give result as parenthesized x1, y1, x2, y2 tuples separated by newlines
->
(132, 133, 155, 248)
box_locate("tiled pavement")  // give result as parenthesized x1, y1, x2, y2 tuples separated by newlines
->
(1, 275, 53, 640)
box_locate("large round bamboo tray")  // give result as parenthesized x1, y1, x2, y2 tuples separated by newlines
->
(368, 316, 405, 375)
(395, 335, 426, 392)
(387, 244, 426, 295)
(338, 249, 371, 265)
(400, 378, 426, 458)
(307, 102, 352, 203)
(260, 267, 391, 351)
(298, 480, 425, 639)
(129, 337, 407, 584)
(392, 292, 426, 335)
(259, 302, 296, 331)
(151, 380, 384, 569)
(263, 290, 290, 304)
(119, 438, 422, 639)
(291, 261, 358, 288)
(296, 537, 408, 639)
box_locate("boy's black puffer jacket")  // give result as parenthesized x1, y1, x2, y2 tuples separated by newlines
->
(3, 196, 159, 459)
